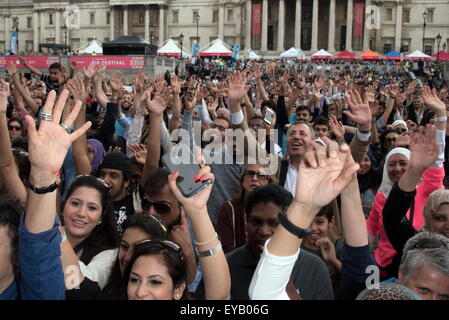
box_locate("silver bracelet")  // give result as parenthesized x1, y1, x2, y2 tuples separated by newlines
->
(435, 115, 447, 122)
(194, 232, 218, 246)
(196, 242, 222, 258)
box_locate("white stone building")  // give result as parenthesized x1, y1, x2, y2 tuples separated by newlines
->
(0, 0, 448, 56)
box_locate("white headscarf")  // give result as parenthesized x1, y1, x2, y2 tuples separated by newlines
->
(378, 147, 411, 198)
(392, 120, 408, 131)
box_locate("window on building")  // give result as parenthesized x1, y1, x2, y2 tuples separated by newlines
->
(26, 40, 33, 51)
(386, 8, 392, 21)
(383, 42, 392, 54)
(172, 11, 178, 24)
(193, 11, 199, 23)
(49, 14, 53, 25)
(224, 37, 235, 47)
(0, 41, 5, 52)
(424, 40, 434, 55)
(228, 9, 234, 22)
(107, 12, 110, 25)
(400, 40, 410, 53)
(90, 13, 95, 25)
(104, 37, 110, 42)
(87, 37, 94, 42)
(27, 17, 32, 28)
(139, 12, 144, 24)
(403, 9, 410, 23)
(426, 9, 433, 23)
(213, 10, 219, 23)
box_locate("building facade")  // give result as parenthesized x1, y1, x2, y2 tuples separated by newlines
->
(0, 0, 448, 56)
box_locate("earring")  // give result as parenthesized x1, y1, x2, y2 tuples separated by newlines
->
(97, 221, 102, 226)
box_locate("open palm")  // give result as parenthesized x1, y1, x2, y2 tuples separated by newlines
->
(408, 125, 438, 170)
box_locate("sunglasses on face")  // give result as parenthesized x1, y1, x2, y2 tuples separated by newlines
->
(9, 125, 22, 131)
(136, 239, 184, 262)
(413, 238, 447, 250)
(141, 198, 173, 215)
(245, 170, 269, 181)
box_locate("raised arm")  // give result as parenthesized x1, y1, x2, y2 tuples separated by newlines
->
(168, 162, 231, 300)
(93, 62, 108, 109)
(0, 80, 27, 204)
(7, 62, 39, 115)
(18, 56, 42, 77)
(249, 139, 359, 300)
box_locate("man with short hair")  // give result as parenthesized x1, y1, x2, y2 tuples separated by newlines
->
(397, 231, 449, 300)
(226, 184, 334, 300)
(295, 106, 313, 123)
(98, 152, 135, 232)
(313, 116, 330, 138)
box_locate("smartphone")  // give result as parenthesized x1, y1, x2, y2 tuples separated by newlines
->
(123, 85, 133, 93)
(264, 108, 274, 125)
(161, 152, 211, 198)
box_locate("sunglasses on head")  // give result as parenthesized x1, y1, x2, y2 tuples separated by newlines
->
(141, 198, 173, 215)
(413, 238, 447, 250)
(147, 214, 168, 236)
(136, 239, 184, 262)
(75, 174, 110, 189)
(9, 125, 22, 131)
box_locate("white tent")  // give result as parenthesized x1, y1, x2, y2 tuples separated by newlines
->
(280, 47, 305, 59)
(77, 40, 103, 54)
(157, 38, 191, 58)
(244, 49, 260, 60)
(311, 49, 333, 59)
(406, 50, 432, 60)
(199, 39, 233, 56)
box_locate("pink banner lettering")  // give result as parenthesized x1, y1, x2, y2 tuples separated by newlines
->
(69, 56, 145, 69)
(0, 56, 60, 68)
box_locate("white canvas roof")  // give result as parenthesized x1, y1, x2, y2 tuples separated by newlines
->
(157, 39, 191, 58)
(77, 40, 103, 54)
(311, 49, 332, 57)
(199, 39, 233, 56)
(406, 50, 431, 59)
(280, 47, 304, 59)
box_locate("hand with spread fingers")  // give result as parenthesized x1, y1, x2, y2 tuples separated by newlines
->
(295, 137, 360, 212)
(25, 89, 92, 184)
(343, 89, 372, 132)
(128, 144, 147, 165)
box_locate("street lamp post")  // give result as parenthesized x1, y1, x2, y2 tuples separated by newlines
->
(63, 24, 68, 47)
(422, 10, 427, 54)
(179, 33, 184, 60)
(149, 24, 156, 45)
(436, 33, 442, 61)
(195, 13, 200, 44)
(444, 42, 447, 53)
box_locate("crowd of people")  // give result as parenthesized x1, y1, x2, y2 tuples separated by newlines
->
(0, 54, 448, 301)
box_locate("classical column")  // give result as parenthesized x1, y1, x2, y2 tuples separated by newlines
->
(5, 14, 11, 51)
(40, 10, 45, 43)
(236, 3, 242, 45)
(218, 4, 224, 40)
(55, 9, 60, 44)
(145, 5, 150, 42)
(294, 0, 302, 49)
(394, 1, 403, 52)
(33, 10, 39, 51)
(277, 0, 285, 52)
(328, 0, 336, 52)
(123, 6, 128, 36)
(245, 0, 252, 49)
(346, 0, 353, 51)
(261, 0, 268, 51)
(110, 7, 115, 40)
(311, 0, 319, 52)
(362, 0, 371, 51)
(159, 5, 164, 44)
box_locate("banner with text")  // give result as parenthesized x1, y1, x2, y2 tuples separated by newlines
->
(252, 3, 262, 36)
(69, 56, 145, 69)
(354, 3, 365, 37)
(0, 56, 60, 68)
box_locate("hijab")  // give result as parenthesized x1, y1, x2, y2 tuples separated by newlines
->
(378, 147, 411, 198)
(87, 138, 106, 170)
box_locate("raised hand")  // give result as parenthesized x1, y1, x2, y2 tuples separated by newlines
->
(295, 138, 359, 212)
(6, 62, 18, 77)
(343, 89, 372, 131)
(171, 75, 181, 94)
(83, 61, 96, 79)
(66, 77, 87, 102)
(146, 92, 167, 116)
(69, 61, 78, 71)
(133, 71, 146, 94)
(422, 86, 445, 114)
(315, 237, 338, 265)
(97, 62, 107, 76)
(329, 115, 345, 142)
(110, 71, 123, 92)
(0, 79, 11, 106)
(107, 146, 122, 153)
(408, 124, 439, 171)
(25, 90, 91, 181)
(128, 144, 147, 164)
(227, 72, 247, 102)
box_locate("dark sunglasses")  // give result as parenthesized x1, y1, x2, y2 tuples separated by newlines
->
(245, 170, 269, 181)
(9, 125, 22, 131)
(141, 198, 173, 215)
(136, 239, 184, 262)
(413, 238, 447, 250)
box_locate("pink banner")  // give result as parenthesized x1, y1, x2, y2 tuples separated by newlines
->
(0, 56, 60, 68)
(354, 3, 365, 37)
(252, 3, 262, 36)
(69, 56, 145, 69)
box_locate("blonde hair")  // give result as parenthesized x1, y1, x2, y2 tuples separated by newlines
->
(422, 188, 449, 230)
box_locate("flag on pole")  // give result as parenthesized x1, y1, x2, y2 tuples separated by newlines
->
(10, 32, 18, 54)
(232, 44, 240, 59)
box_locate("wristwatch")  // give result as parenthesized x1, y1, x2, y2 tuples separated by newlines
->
(278, 212, 311, 239)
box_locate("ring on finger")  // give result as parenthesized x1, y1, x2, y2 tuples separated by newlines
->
(40, 113, 53, 121)
(60, 123, 74, 134)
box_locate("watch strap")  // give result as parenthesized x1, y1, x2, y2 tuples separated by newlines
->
(278, 212, 311, 239)
(29, 181, 59, 194)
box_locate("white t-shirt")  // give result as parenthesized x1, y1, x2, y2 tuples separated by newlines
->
(78, 248, 118, 290)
